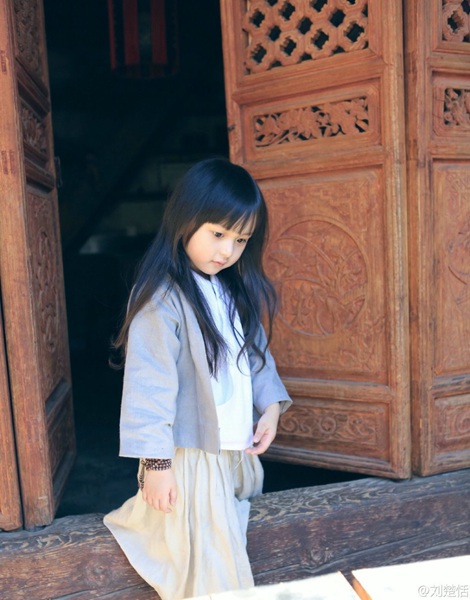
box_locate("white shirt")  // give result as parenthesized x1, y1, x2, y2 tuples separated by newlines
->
(193, 273, 253, 450)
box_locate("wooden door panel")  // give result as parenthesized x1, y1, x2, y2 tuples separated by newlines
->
(221, 0, 410, 477)
(406, 0, 470, 475)
(0, 303, 22, 531)
(0, 0, 75, 528)
(263, 170, 386, 383)
(434, 165, 470, 378)
(428, 163, 470, 471)
(24, 186, 75, 502)
(261, 168, 393, 472)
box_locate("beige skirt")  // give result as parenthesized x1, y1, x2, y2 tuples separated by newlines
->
(103, 448, 264, 600)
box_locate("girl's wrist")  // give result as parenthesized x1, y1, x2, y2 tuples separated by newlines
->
(264, 402, 281, 416)
(138, 459, 173, 491)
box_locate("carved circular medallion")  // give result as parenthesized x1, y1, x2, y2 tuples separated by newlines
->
(266, 219, 367, 336)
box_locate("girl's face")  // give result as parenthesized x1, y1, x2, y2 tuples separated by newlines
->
(185, 221, 254, 276)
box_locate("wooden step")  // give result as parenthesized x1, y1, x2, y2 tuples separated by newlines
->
(1, 469, 469, 599)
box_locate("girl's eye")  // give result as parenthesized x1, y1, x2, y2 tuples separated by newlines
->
(237, 238, 248, 245)
(213, 231, 223, 238)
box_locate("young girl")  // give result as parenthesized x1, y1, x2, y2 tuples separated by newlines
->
(104, 158, 291, 600)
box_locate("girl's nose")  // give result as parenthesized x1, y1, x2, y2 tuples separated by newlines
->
(220, 240, 234, 258)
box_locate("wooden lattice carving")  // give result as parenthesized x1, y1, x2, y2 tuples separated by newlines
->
(254, 95, 369, 147)
(242, 0, 369, 74)
(442, 0, 470, 44)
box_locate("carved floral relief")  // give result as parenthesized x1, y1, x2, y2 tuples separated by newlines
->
(27, 192, 63, 397)
(21, 103, 48, 158)
(266, 219, 367, 337)
(278, 404, 378, 446)
(36, 228, 58, 353)
(254, 96, 369, 147)
(434, 85, 470, 137)
(443, 88, 470, 128)
(13, 0, 44, 82)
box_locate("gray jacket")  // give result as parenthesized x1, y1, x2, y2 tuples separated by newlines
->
(119, 283, 292, 458)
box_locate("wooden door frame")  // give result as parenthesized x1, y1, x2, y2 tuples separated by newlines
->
(0, 0, 75, 530)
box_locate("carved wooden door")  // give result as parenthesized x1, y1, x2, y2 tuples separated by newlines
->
(220, 0, 410, 477)
(406, 0, 470, 475)
(0, 0, 75, 529)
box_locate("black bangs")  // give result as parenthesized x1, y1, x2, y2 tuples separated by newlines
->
(219, 207, 258, 234)
(202, 194, 260, 232)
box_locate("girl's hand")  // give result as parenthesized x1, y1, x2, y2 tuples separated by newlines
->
(142, 469, 177, 513)
(246, 402, 281, 455)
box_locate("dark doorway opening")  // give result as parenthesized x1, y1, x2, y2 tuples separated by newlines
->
(43, 0, 364, 518)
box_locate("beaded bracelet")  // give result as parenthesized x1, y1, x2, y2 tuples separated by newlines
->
(141, 458, 172, 471)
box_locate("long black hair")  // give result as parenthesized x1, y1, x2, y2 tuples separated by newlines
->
(113, 157, 277, 375)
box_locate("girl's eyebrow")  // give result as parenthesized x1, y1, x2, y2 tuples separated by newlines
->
(217, 223, 254, 236)
(236, 223, 255, 236)
(234, 229, 253, 237)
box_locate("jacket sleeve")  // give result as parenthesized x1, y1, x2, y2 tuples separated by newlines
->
(119, 295, 181, 459)
(249, 325, 292, 420)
